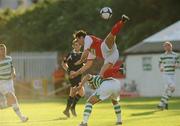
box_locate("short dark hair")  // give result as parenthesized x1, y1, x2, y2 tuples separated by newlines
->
(73, 30, 87, 38)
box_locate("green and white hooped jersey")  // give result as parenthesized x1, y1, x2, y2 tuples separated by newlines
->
(159, 52, 180, 74)
(0, 56, 13, 80)
(88, 75, 113, 89)
(88, 75, 104, 89)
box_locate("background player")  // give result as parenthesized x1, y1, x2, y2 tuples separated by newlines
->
(0, 44, 28, 122)
(70, 14, 129, 79)
(62, 40, 85, 117)
(76, 74, 122, 126)
(157, 41, 180, 110)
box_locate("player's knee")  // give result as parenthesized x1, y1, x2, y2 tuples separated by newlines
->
(5, 92, 17, 105)
(69, 87, 76, 96)
(87, 99, 95, 105)
(69, 93, 75, 97)
(78, 87, 85, 97)
(0, 94, 8, 109)
(111, 99, 118, 105)
(6, 92, 15, 98)
(170, 85, 175, 92)
(87, 96, 100, 105)
(105, 34, 115, 49)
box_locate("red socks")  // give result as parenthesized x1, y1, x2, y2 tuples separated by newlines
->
(111, 20, 124, 36)
(103, 66, 120, 78)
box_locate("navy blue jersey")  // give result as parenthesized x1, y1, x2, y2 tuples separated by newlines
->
(64, 50, 83, 86)
(64, 50, 83, 72)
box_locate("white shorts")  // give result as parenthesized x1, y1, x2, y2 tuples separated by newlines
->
(0, 80, 14, 95)
(91, 78, 121, 101)
(101, 41, 119, 65)
(163, 73, 176, 88)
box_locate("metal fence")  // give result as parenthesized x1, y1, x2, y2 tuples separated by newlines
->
(10, 52, 58, 81)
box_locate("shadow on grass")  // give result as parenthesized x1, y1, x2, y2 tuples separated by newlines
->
(19, 97, 180, 115)
(123, 101, 180, 110)
(0, 117, 68, 124)
(131, 109, 161, 116)
(28, 117, 69, 122)
(20, 97, 149, 104)
(124, 110, 180, 124)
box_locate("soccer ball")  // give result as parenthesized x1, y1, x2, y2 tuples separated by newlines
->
(100, 7, 112, 20)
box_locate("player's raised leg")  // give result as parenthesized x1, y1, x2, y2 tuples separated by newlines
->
(99, 15, 129, 77)
(105, 14, 129, 49)
(103, 65, 123, 78)
(99, 63, 114, 77)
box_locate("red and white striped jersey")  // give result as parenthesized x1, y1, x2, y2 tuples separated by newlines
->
(84, 35, 103, 59)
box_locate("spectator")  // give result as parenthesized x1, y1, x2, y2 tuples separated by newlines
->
(52, 65, 65, 95)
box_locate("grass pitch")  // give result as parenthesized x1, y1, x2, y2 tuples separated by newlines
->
(0, 97, 180, 126)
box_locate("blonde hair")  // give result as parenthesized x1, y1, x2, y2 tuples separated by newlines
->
(163, 41, 172, 48)
(0, 44, 7, 55)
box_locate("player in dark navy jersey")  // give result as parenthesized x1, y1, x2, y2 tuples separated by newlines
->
(62, 39, 85, 117)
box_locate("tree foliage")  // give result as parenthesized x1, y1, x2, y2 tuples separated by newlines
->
(0, 0, 179, 53)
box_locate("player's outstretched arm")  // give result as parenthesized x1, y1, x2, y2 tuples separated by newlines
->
(78, 74, 92, 89)
(175, 63, 180, 68)
(159, 62, 163, 72)
(61, 57, 69, 72)
(78, 60, 93, 74)
(12, 67, 16, 79)
(70, 60, 93, 78)
(73, 74, 91, 92)
(75, 50, 89, 65)
(175, 55, 180, 68)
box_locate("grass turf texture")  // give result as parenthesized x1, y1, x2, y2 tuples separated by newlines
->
(0, 97, 180, 126)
